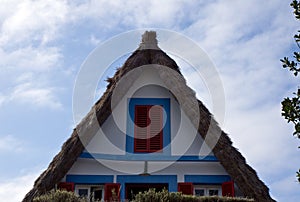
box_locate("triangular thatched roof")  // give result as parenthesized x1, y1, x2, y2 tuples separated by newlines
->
(23, 31, 275, 202)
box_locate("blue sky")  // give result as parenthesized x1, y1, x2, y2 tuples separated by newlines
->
(0, 0, 299, 201)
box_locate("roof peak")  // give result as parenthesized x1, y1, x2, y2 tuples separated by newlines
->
(138, 31, 160, 50)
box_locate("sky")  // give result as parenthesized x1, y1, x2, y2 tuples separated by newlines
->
(0, 0, 299, 201)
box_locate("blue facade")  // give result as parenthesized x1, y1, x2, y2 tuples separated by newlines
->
(80, 152, 218, 161)
(185, 175, 231, 185)
(66, 175, 114, 184)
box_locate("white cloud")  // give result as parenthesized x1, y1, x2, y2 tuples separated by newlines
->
(89, 34, 101, 46)
(0, 73, 62, 109)
(0, 0, 68, 46)
(0, 1, 65, 110)
(224, 104, 299, 173)
(9, 82, 62, 109)
(14, 72, 35, 83)
(0, 46, 62, 71)
(0, 135, 23, 153)
(67, 0, 199, 30)
(0, 172, 39, 202)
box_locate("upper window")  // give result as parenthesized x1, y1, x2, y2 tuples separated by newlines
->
(134, 105, 163, 152)
(126, 98, 170, 155)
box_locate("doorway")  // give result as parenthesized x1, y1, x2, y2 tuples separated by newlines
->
(125, 183, 168, 200)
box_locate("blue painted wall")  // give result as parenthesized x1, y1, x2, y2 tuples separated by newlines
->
(80, 152, 218, 161)
(66, 175, 114, 184)
(185, 175, 231, 184)
(117, 175, 177, 199)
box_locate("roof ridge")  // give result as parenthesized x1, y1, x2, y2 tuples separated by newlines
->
(138, 30, 160, 50)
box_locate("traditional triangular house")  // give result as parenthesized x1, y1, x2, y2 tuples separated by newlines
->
(23, 31, 274, 202)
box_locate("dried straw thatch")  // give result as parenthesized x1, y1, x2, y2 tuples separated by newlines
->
(23, 31, 275, 202)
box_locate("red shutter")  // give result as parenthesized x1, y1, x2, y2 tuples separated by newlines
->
(134, 105, 163, 152)
(222, 181, 235, 197)
(58, 182, 74, 192)
(104, 183, 120, 201)
(178, 182, 194, 195)
(149, 105, 163, 152)
(134, 106, 148, 152)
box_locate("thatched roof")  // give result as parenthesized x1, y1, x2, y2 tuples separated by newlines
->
(23, 31, 275, 202)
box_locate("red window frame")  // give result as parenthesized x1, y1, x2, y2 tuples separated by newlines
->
(178, 182, 194, 195)
(58, 182, 74, 192)
(134, 105, 163, 153)
(104, 183, 120, 201)
(222, 181, 235, 197)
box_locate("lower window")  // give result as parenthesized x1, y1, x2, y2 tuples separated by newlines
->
(195, 188, 205, 196)
(194, 185, 221, 196)
(208, 189, 219, 196)
(78, 188, 88, 197)
(75, 185, 104, 201)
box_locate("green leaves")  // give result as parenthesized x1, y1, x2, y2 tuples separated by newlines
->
(281, 90, 300, 138)
(294, 31, 300, 44)
(33, 190, 88, 202)
(291, 0, 300, 20)
(280, 57, 300, 76)
(132, 189, 254, 202)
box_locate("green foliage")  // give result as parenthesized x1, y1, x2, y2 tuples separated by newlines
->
(291, 0, 300, 20)
(280, 56, 300, 76)
(280, 0, 300, 183)
(132, 189, 254, 202)
(281, 89, 300, 137)
(33, 190, 88, 202)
